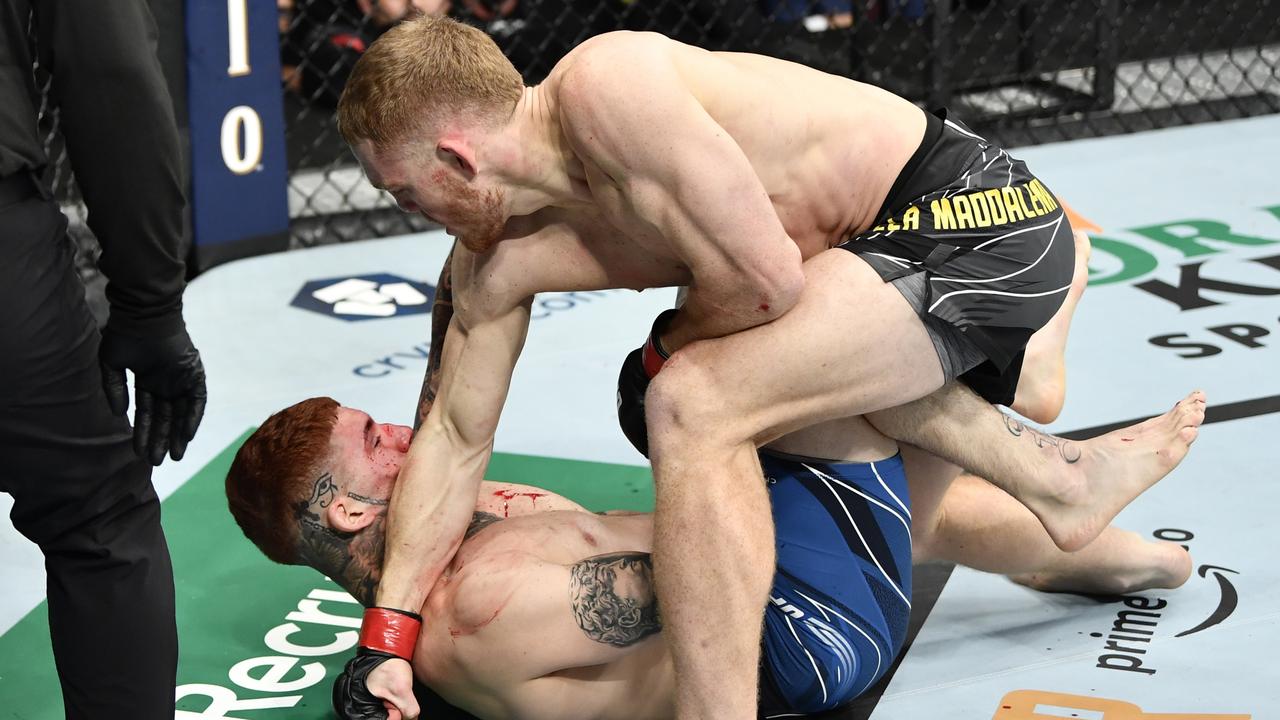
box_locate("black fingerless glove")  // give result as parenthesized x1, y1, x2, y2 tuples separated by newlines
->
(616, 309, 678, 458)
(332, 648, 397, 720)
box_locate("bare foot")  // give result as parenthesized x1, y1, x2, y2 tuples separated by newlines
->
(1012, 230, 1092, 424)
(1011, 532, 1193, 595)
(1029, 390, 1207, 553)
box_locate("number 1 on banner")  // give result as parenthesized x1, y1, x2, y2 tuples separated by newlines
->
(227, 0, 250, 76)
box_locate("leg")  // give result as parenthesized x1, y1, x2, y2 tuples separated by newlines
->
(645, 251, 1201, 720)
(897, 444, 964, 558)
(0, 194, 177, 719)
(902, 433, 1190, 595)
(757, 449, 912, 713)
(1010, 230, 1092, 425)
(646, 251, 944, 719)
(870, 381, 1204, 552)
(917, 474, 1192, 595)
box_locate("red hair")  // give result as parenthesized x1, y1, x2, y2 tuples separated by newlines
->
(226, 397, 340, 564)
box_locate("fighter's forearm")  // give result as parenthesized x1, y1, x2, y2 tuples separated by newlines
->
(662, 284, 795, 353)
(375, 425, 491, 611)
(660, 248, 798, 351)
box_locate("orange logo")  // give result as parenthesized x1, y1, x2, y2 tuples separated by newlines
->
(994, 690, 1250, 719)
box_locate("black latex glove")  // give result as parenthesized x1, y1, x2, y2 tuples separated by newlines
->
(99, 326, 207, 465)
(333, 649, 397, 720)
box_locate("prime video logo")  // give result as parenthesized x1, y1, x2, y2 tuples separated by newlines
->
(291, 274, 436, 322)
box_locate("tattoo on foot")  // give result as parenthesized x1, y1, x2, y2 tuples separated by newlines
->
(1003, 414, 1081, 463)
(293, 471, 384, 606)
(570, 552, 661, 647)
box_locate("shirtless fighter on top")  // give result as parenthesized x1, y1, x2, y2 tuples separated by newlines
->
(331, 17, 1204, 719)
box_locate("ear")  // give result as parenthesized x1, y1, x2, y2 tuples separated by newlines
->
(437, 136, 478, 178)
(325, 496, 380, 534)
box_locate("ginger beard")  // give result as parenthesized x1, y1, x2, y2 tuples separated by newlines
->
(434, 166, 506, 253)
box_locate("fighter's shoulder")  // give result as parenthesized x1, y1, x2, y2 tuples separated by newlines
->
(554, 31, 675, 112)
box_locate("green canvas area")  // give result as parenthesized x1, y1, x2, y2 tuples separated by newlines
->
(0, 431, 654, 719)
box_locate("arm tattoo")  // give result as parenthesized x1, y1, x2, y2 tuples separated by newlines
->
(465, 511, 503, 539)
(417, 245, 456, 432)
(569, 552, 662, 647)
(1003, 413, 1081, 463)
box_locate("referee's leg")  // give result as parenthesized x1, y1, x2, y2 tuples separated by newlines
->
(0, 184, 177, 719)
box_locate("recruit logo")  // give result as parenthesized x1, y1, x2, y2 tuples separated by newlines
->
(993, 689, 1250, 719)
(291, 274, 435, 321)
(176, 586, 362, 717)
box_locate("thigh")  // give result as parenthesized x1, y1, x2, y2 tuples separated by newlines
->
(759, 451, 912, 713)
(664, 249, 944, 446)
(764, 414, 898, 463)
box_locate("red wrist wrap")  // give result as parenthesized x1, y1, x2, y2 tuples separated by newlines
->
(359, 607, 422, 660)
(641, 333, 669, 379)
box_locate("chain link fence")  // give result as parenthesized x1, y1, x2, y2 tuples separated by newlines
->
(41, 0, 1280, 299)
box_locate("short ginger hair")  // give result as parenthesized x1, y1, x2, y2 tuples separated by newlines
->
(226, 397, 340, 565)
(337, 15, 524, 150)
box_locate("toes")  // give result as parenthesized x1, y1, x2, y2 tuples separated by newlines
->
(1179, 426, 1199, 445)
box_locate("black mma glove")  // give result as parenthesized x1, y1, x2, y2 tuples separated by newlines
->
(99, 325, 207, 465)
(333, 607, 423, 720)
(333, 649, 399, 720)
(616, 309, 677, 458)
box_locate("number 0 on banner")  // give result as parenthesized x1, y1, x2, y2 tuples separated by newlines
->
(221, 106, 263, 175)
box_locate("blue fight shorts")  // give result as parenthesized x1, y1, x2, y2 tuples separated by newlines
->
(757, 451, 913, 718)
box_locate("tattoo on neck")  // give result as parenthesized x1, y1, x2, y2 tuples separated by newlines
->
(570, 552, 662, 647)
(346, 491, 389, 506)
(1003, 413, 1081, 463)
(293, 471, 385, 607)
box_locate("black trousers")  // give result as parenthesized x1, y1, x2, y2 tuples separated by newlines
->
(0, 176, 176, 719)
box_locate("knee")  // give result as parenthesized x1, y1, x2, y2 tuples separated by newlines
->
(646, 350, 744, 457)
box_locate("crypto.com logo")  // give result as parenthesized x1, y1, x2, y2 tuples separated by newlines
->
(291, 273, 435, 322)
(994, 690, 1250, 719)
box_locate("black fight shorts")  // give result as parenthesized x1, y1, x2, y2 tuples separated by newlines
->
(839, 109, 1075, 405)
